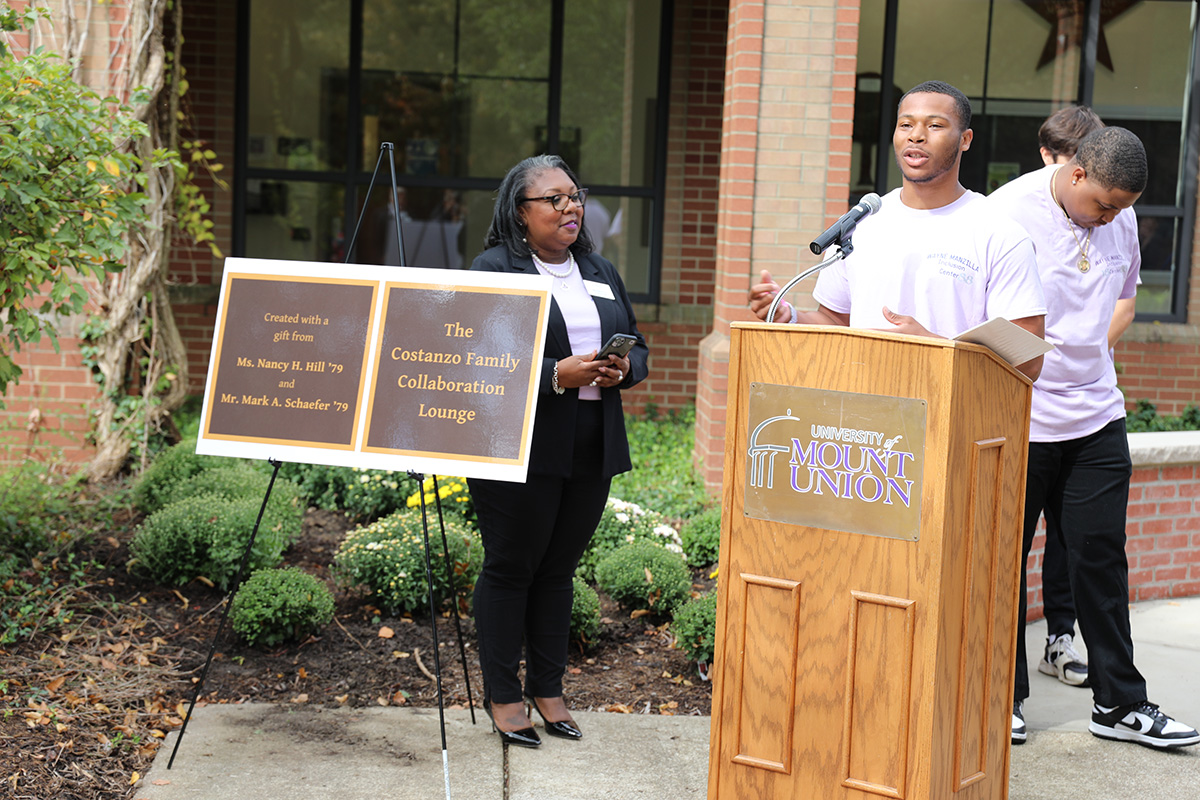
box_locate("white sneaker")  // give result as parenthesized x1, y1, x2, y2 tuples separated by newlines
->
(1011, 700, 1026, 745)
(1037, 633, 1088, 687)
(1090, 701, 1200, 748)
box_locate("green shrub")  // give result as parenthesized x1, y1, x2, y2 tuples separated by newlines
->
(681, 506, 721, 567)
(166, 463, 306, 539)
(672, 591, 718, 665)
(595, 540, 691, 616)
(333, 509, 482, 615)
(610, 406, 711, 522)
(132, 439, 225, 514)
(570, 576, 602, 643)
(267, 463, 417, 522)
(340, 468, 420, 521)
(1126, 399, 1200, 432)
(0, 464, 79, 556)
(129, 493, 296, 589)
(269, 461, 354, 510)
(229, 568, 335, 647)
(577, 497, 685, 583)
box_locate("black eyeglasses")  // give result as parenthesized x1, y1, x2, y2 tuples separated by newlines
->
(518, 188, 589, 211)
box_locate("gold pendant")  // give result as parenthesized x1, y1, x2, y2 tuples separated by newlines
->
(1078, 255, 1090, 273)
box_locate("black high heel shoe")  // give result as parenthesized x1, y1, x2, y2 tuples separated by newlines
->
(524, 694, 583, 740)
(483, 693, 541, 748)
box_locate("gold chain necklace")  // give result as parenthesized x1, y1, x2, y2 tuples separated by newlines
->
(1049, 168, 1092, 273)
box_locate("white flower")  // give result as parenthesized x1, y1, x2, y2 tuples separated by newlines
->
(625, 534, 635, 543)
(654, 524, 680, 542)
(615, 512, 630, 523)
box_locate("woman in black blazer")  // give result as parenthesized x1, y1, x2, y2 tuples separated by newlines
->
(468, 155, 648, 748)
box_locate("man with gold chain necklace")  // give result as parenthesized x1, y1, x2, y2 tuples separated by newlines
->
(988, 127, 1199, 748)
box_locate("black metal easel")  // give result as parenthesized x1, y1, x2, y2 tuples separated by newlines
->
(168, 146, 476, 800)
(168, 458, 283, 769)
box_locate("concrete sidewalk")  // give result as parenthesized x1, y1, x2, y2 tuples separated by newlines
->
(135, 597, 1200, 800)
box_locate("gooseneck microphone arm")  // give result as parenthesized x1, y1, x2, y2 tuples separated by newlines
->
(765, 247, 850, 326)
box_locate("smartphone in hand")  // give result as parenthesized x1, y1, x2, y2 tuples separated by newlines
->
(597, 333, 637, 360)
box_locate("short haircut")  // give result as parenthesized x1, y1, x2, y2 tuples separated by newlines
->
(484, 154, 596, 258)
(899, 80, 972, 131)
(1074, 127, 1148, 194)
(1038, 105, 1105, 159)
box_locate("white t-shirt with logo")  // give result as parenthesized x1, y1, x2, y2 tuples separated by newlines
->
(987, 166, 1141, 442)
(813, 188, 1046, 339)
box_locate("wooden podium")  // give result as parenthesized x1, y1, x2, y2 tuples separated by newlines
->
(707, 323, 1032, 800)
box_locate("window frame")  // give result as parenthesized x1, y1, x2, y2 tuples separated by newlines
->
(231, 0, 673, 305)
(863, 0, 1200, 323)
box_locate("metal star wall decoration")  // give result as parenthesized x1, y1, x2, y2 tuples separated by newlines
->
(1022, 0, 1139, 72)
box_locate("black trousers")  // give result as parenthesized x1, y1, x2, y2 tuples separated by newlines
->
(1014, 418, 1146, 707)
(1041, 517, 1078, 640)
(469, 402, 611, 705)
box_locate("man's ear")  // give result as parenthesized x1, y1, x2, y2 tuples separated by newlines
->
(1039, 147, 1056, 166)
(960, 127, 974, 152)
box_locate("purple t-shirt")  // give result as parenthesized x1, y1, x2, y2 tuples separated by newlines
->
(988, 166, 1140, 442)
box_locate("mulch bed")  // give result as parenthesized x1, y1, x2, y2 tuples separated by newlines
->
(1, 506, 714, 799)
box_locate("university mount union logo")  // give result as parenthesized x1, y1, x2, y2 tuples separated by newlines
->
(748, 409, 916, 508)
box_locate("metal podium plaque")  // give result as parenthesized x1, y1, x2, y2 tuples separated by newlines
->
(743, 383, 926, 541)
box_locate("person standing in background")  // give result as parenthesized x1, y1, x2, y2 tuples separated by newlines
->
(989, 127, 1198, 749)
(1022, 106, 1111, 692)
(468, 154, 648, 749)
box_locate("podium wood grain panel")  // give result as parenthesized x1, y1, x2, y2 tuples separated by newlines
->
(731, 574, 801, 773)
(954, 440, 1005, 788)
(708, 323, 1030, 800)
(842, 592, 915, 798)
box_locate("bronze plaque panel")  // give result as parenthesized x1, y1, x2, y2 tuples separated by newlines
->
(744, 383, 926, 540)
(362, 282, 546, 464)
(204, 274, 377, 448)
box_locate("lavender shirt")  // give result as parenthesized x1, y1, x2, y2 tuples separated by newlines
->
(988, 166, 1140, 442)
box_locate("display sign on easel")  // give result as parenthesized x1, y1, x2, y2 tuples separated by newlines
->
(196, 257, 552, 482)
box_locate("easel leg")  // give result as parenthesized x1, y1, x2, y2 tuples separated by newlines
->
(167, 458, 283, 769)
(431, 475, 477, 724)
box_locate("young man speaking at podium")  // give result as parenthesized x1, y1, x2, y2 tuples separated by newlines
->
(748, 80, 1047, 381)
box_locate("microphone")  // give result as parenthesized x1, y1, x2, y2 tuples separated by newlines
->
(808, 193, 882, 255)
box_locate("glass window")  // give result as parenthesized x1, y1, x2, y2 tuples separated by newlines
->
(562, 1, 661, 188)
(240, 0, 667, 303)
(245, 181, 347, 263)
(246, 0, 350, 172)
(852, 0, 1199, 321)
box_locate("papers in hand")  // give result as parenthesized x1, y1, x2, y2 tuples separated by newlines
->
(953, 318, 1054, 367)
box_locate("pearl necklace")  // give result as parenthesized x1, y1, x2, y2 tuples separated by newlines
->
(531, 250, 576, 288)
(1049, 167, 1092, 273)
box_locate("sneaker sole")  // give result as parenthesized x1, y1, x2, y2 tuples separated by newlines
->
(1011, 733, 1026, 745)
(1037, 660, 1089, 687)
(1089, 722, 1200, 749)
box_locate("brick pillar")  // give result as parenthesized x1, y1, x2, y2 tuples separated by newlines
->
(694, 0, 860, 493)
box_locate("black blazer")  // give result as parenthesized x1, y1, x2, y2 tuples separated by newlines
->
(469, 245, 649, 479)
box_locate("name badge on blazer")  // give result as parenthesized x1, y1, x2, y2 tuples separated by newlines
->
(585, 280, 615, 300)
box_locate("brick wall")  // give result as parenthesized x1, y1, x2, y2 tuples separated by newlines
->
(694, 0, 861, 490)
(0, 335, 95, 464)
(620, 0, 727, 416)
(1024, 447, 1200, 620)
(1114, 326, 1200, 417)
(171, 0, 236, 395)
